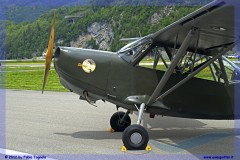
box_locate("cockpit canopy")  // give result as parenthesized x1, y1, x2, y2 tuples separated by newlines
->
(118, 36, 153, 63)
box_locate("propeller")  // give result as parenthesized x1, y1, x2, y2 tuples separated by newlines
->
(42, 13, 56, 94)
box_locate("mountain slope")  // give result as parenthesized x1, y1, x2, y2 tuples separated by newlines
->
(5, 5, 200, 59)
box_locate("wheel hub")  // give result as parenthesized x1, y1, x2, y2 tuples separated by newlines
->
(130, 132, 142, 144)
(117, 119, 125, 127)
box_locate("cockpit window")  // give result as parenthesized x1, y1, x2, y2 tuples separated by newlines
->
(138, 46, 169, 71)
(118, 36, 240, 85)
(118, 36, 153, 63)
(195, 56, 240, 84)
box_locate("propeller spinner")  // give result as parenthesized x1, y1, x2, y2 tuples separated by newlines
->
(42, 14, 56, 93)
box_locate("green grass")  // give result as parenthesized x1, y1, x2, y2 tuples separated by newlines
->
(0, 72, 5, 89)
(2, 62, 67, 92)
(141, 57, 155, 63)
(6, 70, 67, 91)
(195, 67, 214, 80)
(142, 64, 215, 81)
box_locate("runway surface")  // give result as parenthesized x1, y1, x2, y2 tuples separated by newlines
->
(4, 90, 240, 159)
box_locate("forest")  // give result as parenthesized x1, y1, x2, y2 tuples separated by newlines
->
(4, 1, 206, 59)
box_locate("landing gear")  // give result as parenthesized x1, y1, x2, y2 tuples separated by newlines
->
(110, 111, 131, 132)
(122, 103, 149, 150)
(122, 124, 149, 150)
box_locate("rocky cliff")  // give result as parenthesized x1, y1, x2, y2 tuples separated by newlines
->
(150, 6, 175, 25)
(71, 22, 114, 50)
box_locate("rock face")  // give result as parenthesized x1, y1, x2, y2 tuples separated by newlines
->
(70, 34, 92, 48)
(71, 22, 114, 50)
(150, 6, 175, 25)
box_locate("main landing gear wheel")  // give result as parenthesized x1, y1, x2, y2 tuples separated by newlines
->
(122, 124, 149, 150)
(110, 111, 131, 132)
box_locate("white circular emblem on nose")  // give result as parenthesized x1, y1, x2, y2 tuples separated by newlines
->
(81, 59, 96, 73)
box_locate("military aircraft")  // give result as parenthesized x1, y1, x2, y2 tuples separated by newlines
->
(42, 0, 240, 150)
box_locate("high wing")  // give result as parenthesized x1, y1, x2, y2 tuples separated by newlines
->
(152, 0, 240, 56)
(142, 0, 240, 105)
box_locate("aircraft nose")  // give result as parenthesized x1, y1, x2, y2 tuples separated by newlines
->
(53, 46, 113, 96)
(53, 47, 86, 90)
(54, 47, 61, 58)
(54, 47, 81, 62)
(54, 46, 113, 81)
(54, 47, 79, 75)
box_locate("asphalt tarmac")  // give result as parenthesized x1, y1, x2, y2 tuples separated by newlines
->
(3, 90, 240, 159)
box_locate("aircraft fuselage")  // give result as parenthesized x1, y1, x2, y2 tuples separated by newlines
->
(54, 47, 239, 120)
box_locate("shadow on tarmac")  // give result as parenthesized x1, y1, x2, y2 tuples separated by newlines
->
(54, 115, 239, 156)
(55, 116, 239, 141)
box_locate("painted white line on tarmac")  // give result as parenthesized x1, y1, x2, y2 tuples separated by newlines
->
(0, 148, 57, 160)
(0, 69, 55, 73)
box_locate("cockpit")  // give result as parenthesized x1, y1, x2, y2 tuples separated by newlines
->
(118, 36, 153, 64)
(118, 36, 240, 85)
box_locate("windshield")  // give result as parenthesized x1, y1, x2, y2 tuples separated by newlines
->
(118, 36, 153, 63)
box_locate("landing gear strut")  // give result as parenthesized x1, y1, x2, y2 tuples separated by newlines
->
(122, 103, 149, 150)
(110, 111, 131, 132)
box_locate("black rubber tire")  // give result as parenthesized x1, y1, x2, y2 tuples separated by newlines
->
(122, 124, 149, 150)
(110, 111, 131, 132)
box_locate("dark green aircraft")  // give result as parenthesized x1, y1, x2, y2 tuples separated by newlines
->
(42, 0, 240, 150)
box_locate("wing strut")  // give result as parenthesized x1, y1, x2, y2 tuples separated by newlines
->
(147, 27, 198, 105)
(218, 57, 229, 85)
(156, 43, 234, 101)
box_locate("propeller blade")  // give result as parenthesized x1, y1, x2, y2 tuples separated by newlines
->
(42, 13, 56, 94)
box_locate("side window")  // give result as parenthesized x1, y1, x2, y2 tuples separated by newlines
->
(136, 44, 240, 85)
(191, 56, 216, 81)
(195, 57, 240, 84)
(138, 46, 169, 71)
